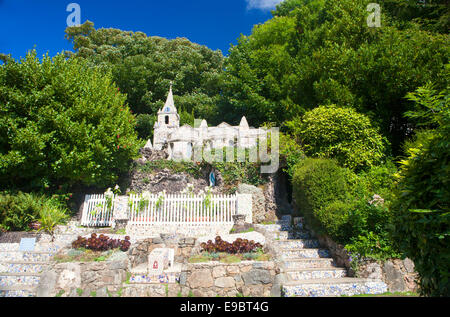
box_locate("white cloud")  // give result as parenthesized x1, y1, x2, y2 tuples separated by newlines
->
(246, 0, 283, 10)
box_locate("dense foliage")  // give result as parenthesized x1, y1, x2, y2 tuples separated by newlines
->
(0, 192, 69, 232)
(65, 21, 224, 139)
(292, 158, 400, 260)
(72, 233, 131, 252)
(200, 236, 263, 254)
(287, 106, 387, 171)
(220, 0, 448, 153)
(392, 85, 449, 296)
(0, 51, 141, 191)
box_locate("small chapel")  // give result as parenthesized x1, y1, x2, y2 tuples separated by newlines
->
(148, 84, 267, 160)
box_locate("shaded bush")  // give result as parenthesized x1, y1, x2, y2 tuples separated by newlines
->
(292, 158, 400, 260)
(0, 192, 69, 232)
(0, 51, 141, 191)
(287, 106, 387, 171)
(292, 158, 354, 230)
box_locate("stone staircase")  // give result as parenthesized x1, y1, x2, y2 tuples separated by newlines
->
(257, 215, 388, 297)
(0, 235, 76, 297)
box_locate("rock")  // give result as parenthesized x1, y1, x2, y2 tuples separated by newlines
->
(358, 261, 382, 280)
(56, 263, 81, 290)
(212, 266, 226, 278)
(227, 266, 240, 275)
(36, 270, 57, 297)
(68, 249, 84, 257)
(270, 274, 285, 297)
(237, 184, 266, 224)
(107, 251, 128, 263)
(215, 277, 235, 288)
(384, 261, 406, 292)
(108, 260, 127, 271)
(187, 269, 214, 288)
(179, 272, 187, 286)
(242, 269, 272, 285)
(403, 258, 415, 273)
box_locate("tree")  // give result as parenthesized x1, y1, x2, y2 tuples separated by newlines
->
(219, 0, 449, 154)
(392, 84, 449, 296)
(286, 106, 387, 171)
(0, 51, 141, 191)
(65, 21, 224, 130)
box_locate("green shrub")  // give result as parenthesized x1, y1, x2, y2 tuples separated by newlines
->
(292, 158, 354, 228)
(135, 114, 156, 140)
(391, 85, 449, 297)
(392, 131, 449, 296)
(292, 158, 399, 260)
(36, 198, 70, 235)
(0, 51, 141, 191)
(287, 106, 387, 171)
(316, 200, 354, 243)
(0, 192, 69, 232)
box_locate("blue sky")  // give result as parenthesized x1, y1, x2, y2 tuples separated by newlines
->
(0, 0, 283, 60)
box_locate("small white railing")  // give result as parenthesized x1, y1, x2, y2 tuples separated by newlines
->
(128, 194, 237, 226)
(81, 194, 115, 227)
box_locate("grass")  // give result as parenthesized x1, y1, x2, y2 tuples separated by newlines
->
(220, 255, 241, 264)
(55, 290, 65, 297)
(188, 255, 211, 263)
(53, 248, 116, 263)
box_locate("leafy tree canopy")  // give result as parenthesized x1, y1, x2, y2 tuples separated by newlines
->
(65, 21, 225, 138)
(0, 51, 141, 191)
(287, 106, 387, 171)
(219, 0, 449, 154)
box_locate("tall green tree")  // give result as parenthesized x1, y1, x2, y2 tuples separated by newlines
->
(0, 51, 141, 191)
(65, 21, 225, 139)
(392, 84, 449, 296)
(220, 0, 449, 154)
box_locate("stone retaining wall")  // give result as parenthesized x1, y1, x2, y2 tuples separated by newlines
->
(128, 236, 196, 268)
(315, 232, 418, 293)
(179, 261, 278, 297)
(37, 258, 128, 297)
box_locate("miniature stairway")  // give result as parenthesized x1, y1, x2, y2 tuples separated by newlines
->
(0, 238, 73, 297)
(258, 215, 388, 297)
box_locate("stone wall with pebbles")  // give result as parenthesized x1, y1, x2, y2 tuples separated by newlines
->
(315, 232, 418, 293)
(36, 257, 128, 297)
(178, 261, 279, 297)
(128, 236, 196, 268)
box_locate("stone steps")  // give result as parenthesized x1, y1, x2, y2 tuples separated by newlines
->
(282, 278, 388, 297)
(0, 285, 37, 297)
(0, 243, 62, 253)
(279, 248, 331, 259)
(273, 239, 320, 249)
(265, 215, 388, 297)
(0, 251, 55, 262)
(0, 244, 60, 297)
(282, 258, 337, 270)
(0, 273, 41, 287)
(285, 268, 347, 280)
(0, 262, 48, 274)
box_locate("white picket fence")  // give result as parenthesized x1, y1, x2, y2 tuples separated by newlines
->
(128, 194, 237, 226)
(81, 193, 238, 227)
(81, 194, 116, 227)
